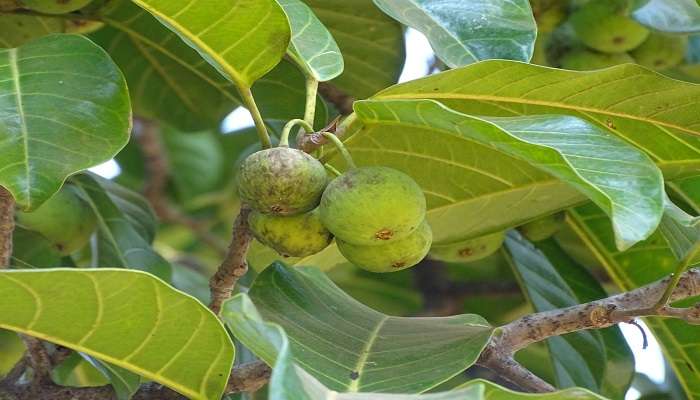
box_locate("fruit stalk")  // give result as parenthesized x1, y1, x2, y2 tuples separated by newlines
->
(209, 205, 255, 314)
(321, 131, 356, 169)
(303, 76, 318, 129)
(280, 118, 314, 147)
(0, 186, 14, 269)
(240, 87, 272, 149)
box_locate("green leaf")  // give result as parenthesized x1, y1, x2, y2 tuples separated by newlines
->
(10, 227, 63, 268)
(0, 268, 234, 400)
(305, 0, 405, 98)
(162, 127, 225, 203)
(659, 197, 700, 262)
(505, 234, 634, 398)
(131, 0, 290, 90)
(227, 263, 493, 393)
(372, 0, 536, 67)
(223, 294, 606, 400)
(0, 14, 63, 47)
(71, 173, 172, 281)
(0, 34, 130, 210)
(81, 354, 142, 400)
(277, 0, 344, 81)
(632, 0, 700, 34)
(101, 176, 158, 243)
(351, 99, 664, 250)
(373, 61, 700, 180)
(566, 202, 700, 399)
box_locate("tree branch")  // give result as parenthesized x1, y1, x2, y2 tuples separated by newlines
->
(477, 352, 555, 393)
(208, 205, 254, 314)
(477, 267, 700, 391)
(0, 186, 15, 269)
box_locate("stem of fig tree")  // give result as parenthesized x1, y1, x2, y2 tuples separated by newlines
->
(0, 186, 15, 269)
(321, 131, 356, 169)
(280, 119, 314, 147)
(239, 87, 271, 149)
(304, 77, 318, 129)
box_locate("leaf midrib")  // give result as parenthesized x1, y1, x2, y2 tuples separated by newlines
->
(8, 48, 31, 209)
(375, 93, 700, 137)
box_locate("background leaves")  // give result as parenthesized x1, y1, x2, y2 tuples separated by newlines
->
(373, 0, 536, 67)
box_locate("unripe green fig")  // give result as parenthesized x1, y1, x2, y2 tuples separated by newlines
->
(560, 49, 634, 70)
(631, 33, 688, 71)
(517, 212, 565, 242)
(320, 166, 426, 246)
(429, 231, 505, 263)
(16, 185, 97, 255)
(531, 0, 566, 33)
(20, 0, 93, 14)
(570, 0, 649, 53)
(238, 147, 328, 216)
(248, 208, 332, 257)
(337, 220, 432, 273)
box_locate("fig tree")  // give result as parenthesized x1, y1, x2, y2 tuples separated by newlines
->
(560, 49, 634, 70)
(337, 220, 432, 273)
(518, 212, 566, 242)
(20, 0, 93, 14)
(238, 147, 328, 216)
(429, 231, 505, 263)
(570, 0, 649, 53)
(631, 33, 688, 70)
(16, 185, 97, 255)
(248, 208, 332, 257)
(319, 166, 426, 246)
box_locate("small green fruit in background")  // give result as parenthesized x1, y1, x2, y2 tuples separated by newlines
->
(570, 0, 649, 53)
(429, 231, 505, 263)
(320, 166, 426, 246)
(64, 19, 105, 34)
(238, 147, 328, 216)
(631, 33, 688, 71)
(337, 220, 432, 273)
(531, 0, 566, 34)
(248, 208, 332, 257)
(560, 49, 634, 70)
(517, 212, 566, 242)
(16, 185, 97, 255)
(20, 0, 93, 14)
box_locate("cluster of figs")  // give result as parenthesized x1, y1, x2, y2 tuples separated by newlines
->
(238, 145, 432, 273)
(238, 143, 567, 272)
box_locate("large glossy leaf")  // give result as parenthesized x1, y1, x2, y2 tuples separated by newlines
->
(227, 263, 493, 393)
(131, 0, 290, 90)
(632, 0, 700, 34)
(278, 0, 343, 81)
(373, 0, 536, 67)
(81, 353, 141, 400)
(0, 34, 130, 210)
(305, 0, 405, 98)
(348, 99, 664, 250)
(373, 61, 700, 180)
(0, 268, 234, 400)
(659, 198, 700, 262)
(566, 202, 700, 399)
(223, 294, 606, 400)
(71, 173, 172, 281)
(9, 227, 63, 268)
(505, 233, 634, 398)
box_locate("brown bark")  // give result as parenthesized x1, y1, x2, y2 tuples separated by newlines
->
(0, 186, 15, 269)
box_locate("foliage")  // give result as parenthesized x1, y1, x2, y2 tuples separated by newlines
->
(1, 0, 700, 399)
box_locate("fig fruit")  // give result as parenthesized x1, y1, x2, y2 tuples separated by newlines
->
(518, 212, 565, 242)
(570, 1, 649, 53)
(631, 33, 688, 70)
(238, 147, 328, 216)
(337, 220, 432, 273)
(320, 166, 426, 246)
(248, 208, 332, 257)
(16, 185, 97, 255)
(429, 231, 505, 263)
(560, 49, 634, 70)
(20, 0, 93, 14)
